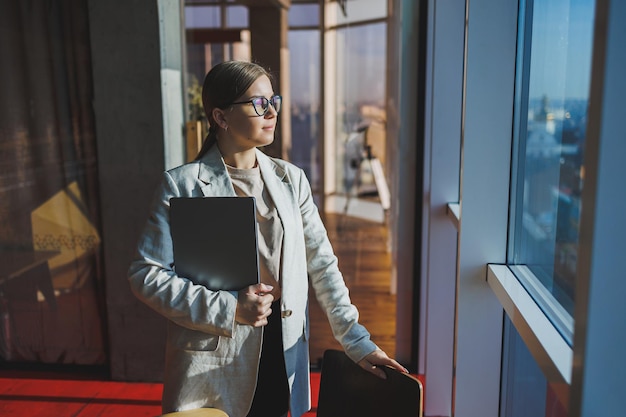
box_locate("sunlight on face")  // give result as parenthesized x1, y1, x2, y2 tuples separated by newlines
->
(218, 75, 279, 156)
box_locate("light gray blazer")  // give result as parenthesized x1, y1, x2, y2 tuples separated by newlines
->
(128, 145, 377, 417)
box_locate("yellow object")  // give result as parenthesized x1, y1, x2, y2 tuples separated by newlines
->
(157, 408, 229, 417)
(31, 181, 100, 291)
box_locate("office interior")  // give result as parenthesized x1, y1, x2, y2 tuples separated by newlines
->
(0, 0, 624, 416)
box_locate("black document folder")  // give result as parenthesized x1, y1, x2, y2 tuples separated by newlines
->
(169, 196, 260, 291)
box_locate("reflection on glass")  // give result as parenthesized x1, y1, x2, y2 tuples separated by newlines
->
(288, 30, 321, 192)
(185, 6, 221, 29)
(511, 0, 595, 317)
(335, 22, 387, 195)
(332, 0, 387, 25)
(289, 4, 320, 27)
(501, 317, 568, 417)
(226, 6, 248, 28)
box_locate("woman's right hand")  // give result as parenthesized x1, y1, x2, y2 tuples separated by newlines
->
(235, 283, 275, 327)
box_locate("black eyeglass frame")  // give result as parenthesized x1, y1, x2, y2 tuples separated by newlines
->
(230, 95, 282, 117)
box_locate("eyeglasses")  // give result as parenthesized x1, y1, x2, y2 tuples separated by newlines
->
(230, 95, 282, 117)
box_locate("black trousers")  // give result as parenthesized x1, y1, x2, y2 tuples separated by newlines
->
(246, 300, 290, 417)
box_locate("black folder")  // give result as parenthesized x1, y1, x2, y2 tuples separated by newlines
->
(169, 197, 260, 291)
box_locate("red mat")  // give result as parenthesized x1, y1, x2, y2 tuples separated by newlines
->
(0, 371, 422, 416)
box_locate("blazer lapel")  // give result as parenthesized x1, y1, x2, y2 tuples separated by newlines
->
(197, 145, 237, 197)
(256, 149, 301, 289)
(255, 149, 294, 224)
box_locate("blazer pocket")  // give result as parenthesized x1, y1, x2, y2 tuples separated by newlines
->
(171, 326, 220, 352)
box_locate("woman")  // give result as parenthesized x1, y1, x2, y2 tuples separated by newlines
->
(128, 60, 406, 417)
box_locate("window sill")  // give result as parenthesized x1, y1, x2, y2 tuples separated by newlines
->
(487, 264, 572, 385)
(446, 203, 460, 231)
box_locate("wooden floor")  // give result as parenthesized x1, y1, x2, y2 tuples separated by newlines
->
(308, 211, 396, 367)
(0, 210, 396, 416)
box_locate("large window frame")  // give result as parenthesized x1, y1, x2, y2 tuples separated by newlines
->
(421, 0, 626, 415)
(421, 0, 558, 415)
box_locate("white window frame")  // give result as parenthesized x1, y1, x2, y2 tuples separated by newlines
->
(419, 0, 466, 415)
(421, 0, 626, 416)
(421, 0, 519, 415)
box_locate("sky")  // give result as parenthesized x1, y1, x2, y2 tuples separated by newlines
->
(529, 0, 596, 100)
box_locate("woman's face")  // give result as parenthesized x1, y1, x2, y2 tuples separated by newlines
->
(220, 75, 278, 152)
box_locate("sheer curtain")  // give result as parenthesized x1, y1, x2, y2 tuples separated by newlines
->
(0, 0, 106, 365)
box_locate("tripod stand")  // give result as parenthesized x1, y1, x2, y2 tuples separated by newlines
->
(342, 137, 390, 225)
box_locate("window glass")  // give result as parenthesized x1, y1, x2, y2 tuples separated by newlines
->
(289, 4, 320, 27)
(500, 317, 568, 417)
(334, 22, 387, 196)
(289, 30, 321, 193)
(185, 6, 221, 29)
(226, 6, 248, 28)
(510, 0, 595, 319)
(330, 0, 387, 25)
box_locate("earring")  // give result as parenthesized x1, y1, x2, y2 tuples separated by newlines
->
(223, 125, 228, 132)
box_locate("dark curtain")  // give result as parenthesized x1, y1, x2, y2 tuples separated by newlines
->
(0, 0, 106, 365)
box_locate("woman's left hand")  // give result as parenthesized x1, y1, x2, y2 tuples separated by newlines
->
(357, 349, 409, 379)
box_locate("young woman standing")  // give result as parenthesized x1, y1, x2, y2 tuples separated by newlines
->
(128, 60, 406, 417)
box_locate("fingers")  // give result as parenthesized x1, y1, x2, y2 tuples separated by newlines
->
(371, 350, 409, 373)
(249, 304, 272, 327)
(385, 357, 409, 374)
(236, 298, 272, 327)
(358, 359, 387, 379)
(254, 283, 275, 296)
(358, 349, 409, 379)
(236, 284, 275, 327)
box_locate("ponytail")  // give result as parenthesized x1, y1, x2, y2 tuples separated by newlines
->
(195, 125, 218, 160)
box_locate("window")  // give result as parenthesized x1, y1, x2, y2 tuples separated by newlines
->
(500, 317, 568, 417)
(331, 0, 387, 25)
(288, 29, 321, 192)
(225, 6, 247, 28)
(501, 0, 596, 415)
(288, 2, 321, 194)
(509, 0, 595, 328)
(334, 22, 387, 197)
(289, 3, 320, 27)
(185, 6, 221, 29)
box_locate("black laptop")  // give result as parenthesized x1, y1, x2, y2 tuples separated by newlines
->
(169, 196, 260, 291)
